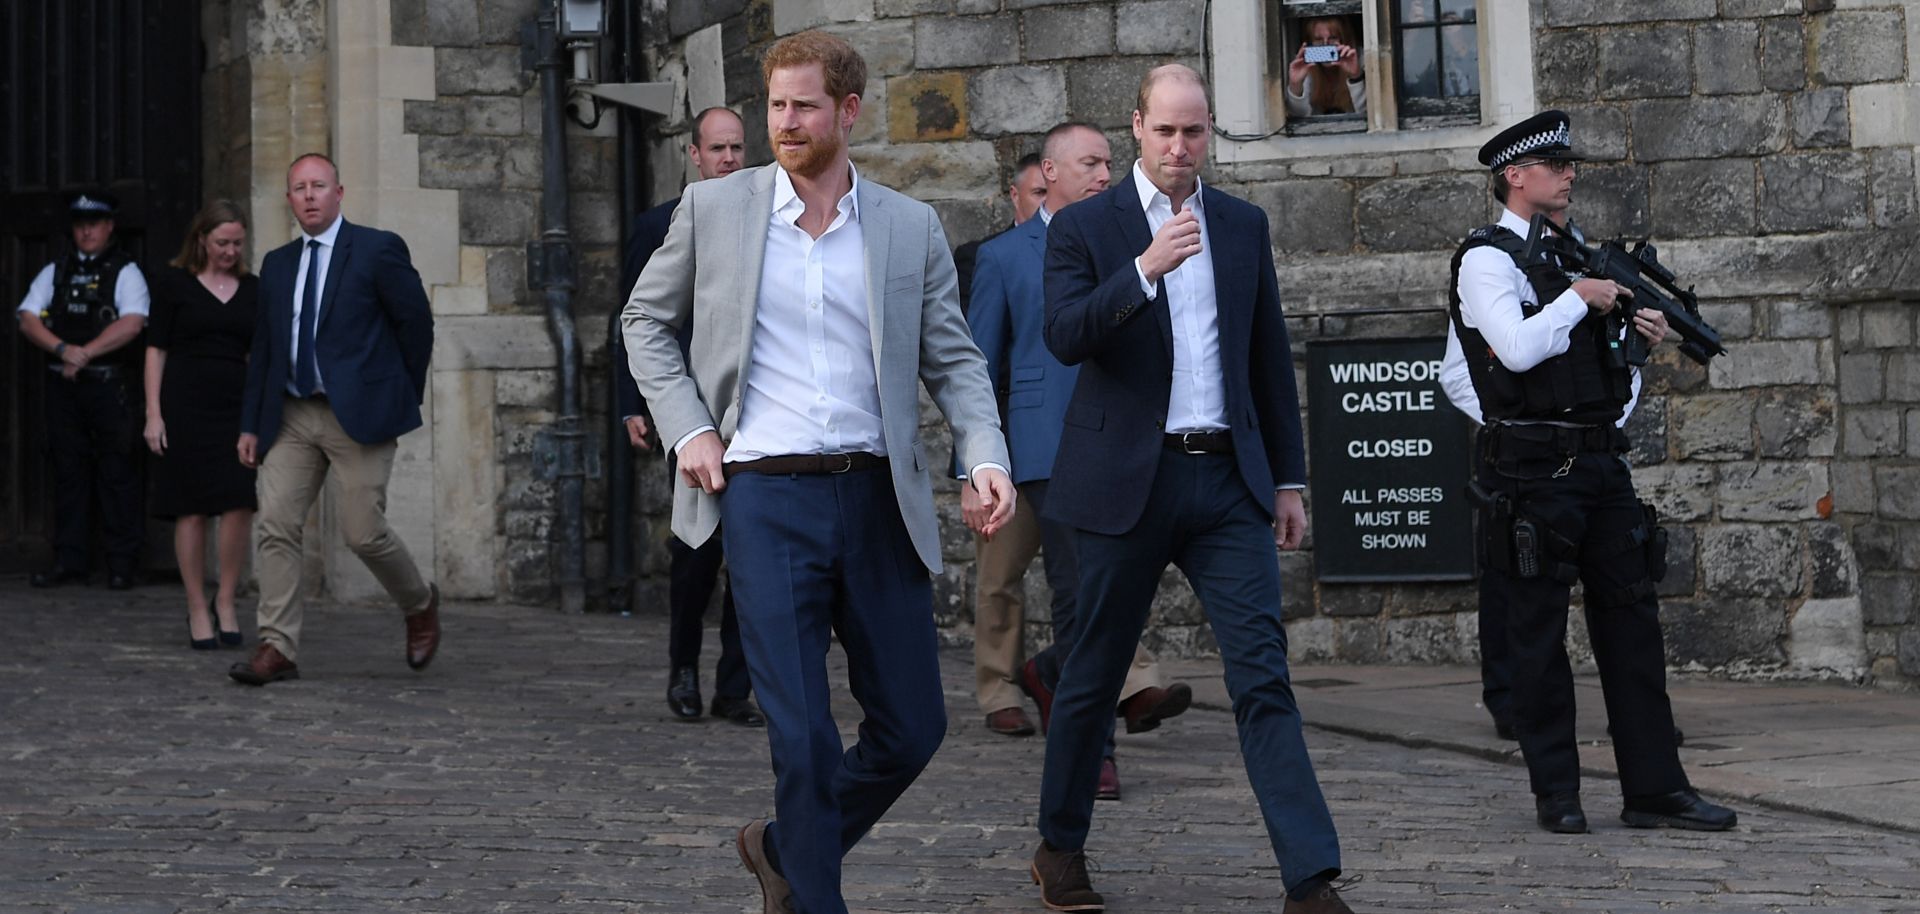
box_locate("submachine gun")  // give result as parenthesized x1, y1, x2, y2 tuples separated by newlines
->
(1523, 214, 1727, 368)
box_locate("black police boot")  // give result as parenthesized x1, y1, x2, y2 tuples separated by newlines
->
(1535, 792, 1589, 834)
(667, 666, 702, 720)
(29, 567, 87, 588)
(1621, 790, 1737, 831)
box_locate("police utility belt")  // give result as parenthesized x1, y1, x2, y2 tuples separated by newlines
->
(47, 363, 124, 381)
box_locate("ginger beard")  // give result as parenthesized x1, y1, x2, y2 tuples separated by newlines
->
(772, 111, 846, 179)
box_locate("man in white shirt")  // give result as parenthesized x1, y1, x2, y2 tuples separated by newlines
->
(15, 191, 150, 589)
(621, 31, 1012, 914)
(1449, 110, 1733, 836)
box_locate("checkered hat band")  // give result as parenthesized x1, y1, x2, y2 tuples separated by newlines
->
(72, 195, 112, 213)
(1490, 123, 1571, 168)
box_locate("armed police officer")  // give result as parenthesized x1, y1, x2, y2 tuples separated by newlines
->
(1450, 111, 1735, 835)
(15, 191, 150, 589)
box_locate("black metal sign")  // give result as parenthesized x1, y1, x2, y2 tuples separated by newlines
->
(1305, 337, 1473, 582)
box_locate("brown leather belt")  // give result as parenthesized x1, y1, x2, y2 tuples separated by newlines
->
(1163, 430, 1232, 454)
(722, 452, 888, 478)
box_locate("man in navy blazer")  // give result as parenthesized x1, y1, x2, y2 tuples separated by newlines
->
(608, 106, 763, 727)
(229, 152, 439, 687)
(968, 123, 1190, 799)
(1028, 67, 1356, 914)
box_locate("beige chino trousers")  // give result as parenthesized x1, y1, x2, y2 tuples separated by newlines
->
(254, 396, 432, 661)
(974, 493, 1160, 714)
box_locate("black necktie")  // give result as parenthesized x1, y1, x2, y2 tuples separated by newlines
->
(295, 240, 320, 396)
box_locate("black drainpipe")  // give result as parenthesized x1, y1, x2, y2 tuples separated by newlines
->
(605, 0, 649, 615)
(527, 1, 587, 614)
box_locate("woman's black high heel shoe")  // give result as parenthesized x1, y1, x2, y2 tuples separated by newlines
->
(215, 606, 244, 647)
(189, 605, 219, 650)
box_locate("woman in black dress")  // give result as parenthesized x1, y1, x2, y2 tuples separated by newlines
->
(143, 200, 258, 649)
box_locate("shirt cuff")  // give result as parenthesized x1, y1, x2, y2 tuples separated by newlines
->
(1133, 258, 1158, 298)
(966, 462, 1009, 482)
(671, 425, 715, 456)
(1275, 483, 1305, 492)
(1547, 287, 1588, 320)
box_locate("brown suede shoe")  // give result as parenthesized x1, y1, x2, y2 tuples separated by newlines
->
(986, 707, 1036, 736)
(228, 643, 299, 686)
(736, 819, 794, 914)
(1118, 682, 1192, 734)
(1031, 841, 1103, 912)
(1282, 882, 1356, 914)
(406, 584, 441, 671)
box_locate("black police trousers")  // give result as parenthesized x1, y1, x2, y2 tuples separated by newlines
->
(666, 533, 751, 701)
(1475, 438, 1688, 800)
(45, 372, 143, 574)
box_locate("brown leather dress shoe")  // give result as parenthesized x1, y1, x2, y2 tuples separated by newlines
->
(1018, 657, 1054, 734)
(406, 584, 441, 671)
(1118, 682, 1192, 734)
(1032, 841, 1104, 912)
(1095, 757, 1121, 801)
(986, 707, 1036, 736)
(229, 643, 299, 686)
(736, 819, 794, 914)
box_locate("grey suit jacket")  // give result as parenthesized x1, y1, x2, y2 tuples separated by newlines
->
(620, 163, 1009, 574)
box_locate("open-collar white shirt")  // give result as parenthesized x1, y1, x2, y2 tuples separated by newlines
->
(1129, 160, 1227, 434)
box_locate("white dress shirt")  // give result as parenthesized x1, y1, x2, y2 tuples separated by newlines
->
(1128, 160, 1228, 434)
(288, 214, 344, 396)
(16, 256, 151, 321)
(724, 165, 886, 462)
(1447, 209, 1638, 427)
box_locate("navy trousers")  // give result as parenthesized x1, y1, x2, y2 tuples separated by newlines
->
(720, 468, 947, 914)
(1038, 449, 1340, 893)
(665, 534, 750, 700)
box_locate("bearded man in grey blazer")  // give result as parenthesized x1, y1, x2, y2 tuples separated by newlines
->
(621, 31, 1014, 914)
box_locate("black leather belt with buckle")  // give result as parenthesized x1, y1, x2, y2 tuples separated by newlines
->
(723, 452, 888, 478)
(1163, 431, 1232, 454)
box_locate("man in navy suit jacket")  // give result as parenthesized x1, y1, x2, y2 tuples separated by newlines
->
(608, 107, 764, 728)
(968, 124, 1190, 798)
(1028, 67, 1356, 914)
(229, 152, 439, 687)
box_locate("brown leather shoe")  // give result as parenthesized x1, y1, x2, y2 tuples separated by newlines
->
(736, 819, 794, 914)
(406, 584, 441, 671)
(1031, 841, 1103, 912)
(986, 707, 1036, 736)
(228, 643, 299, 686)
(1282, 881, 1356, 913)
(1118, 682, 1191, 734)
(1018, 657, 1055, 734)
(1095, 757, 1121, 801)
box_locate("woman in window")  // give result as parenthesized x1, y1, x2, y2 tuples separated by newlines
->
(1285, 16, 1366, 118)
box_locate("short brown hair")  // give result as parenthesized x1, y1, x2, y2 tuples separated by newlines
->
(170, 199, 251, 275)
(761, 31, 867, 101)
(1135, 64, 1210, 117)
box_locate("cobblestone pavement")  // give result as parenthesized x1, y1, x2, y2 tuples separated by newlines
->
(5, 583, 1920, 913)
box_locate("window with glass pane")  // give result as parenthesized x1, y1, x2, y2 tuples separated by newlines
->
(1274, 0, 1367, 134)
(1392, 0, 1478, 118)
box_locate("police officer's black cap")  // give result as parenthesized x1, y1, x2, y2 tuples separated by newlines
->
(1478, 110, 1584, 173)
(68, 190, 118, 221)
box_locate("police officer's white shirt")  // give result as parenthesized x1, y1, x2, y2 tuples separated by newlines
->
(288, 214, 344, 396)
(1129, 160, 1228, 435)
(1445, 208, 1638, 428)
(15, 257, 151, 321)
(1455, 208, 1590, 374)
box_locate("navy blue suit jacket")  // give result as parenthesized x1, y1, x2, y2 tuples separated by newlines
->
(241, 220, 433, 454)
(969, 215, 1080, 484)
(1041, 174, 1306, 536)
(613, 198, 683, 424)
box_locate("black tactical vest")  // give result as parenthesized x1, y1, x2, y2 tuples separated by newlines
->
(1446, 225, 1632, 426)
(44, 247, 135, 366)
